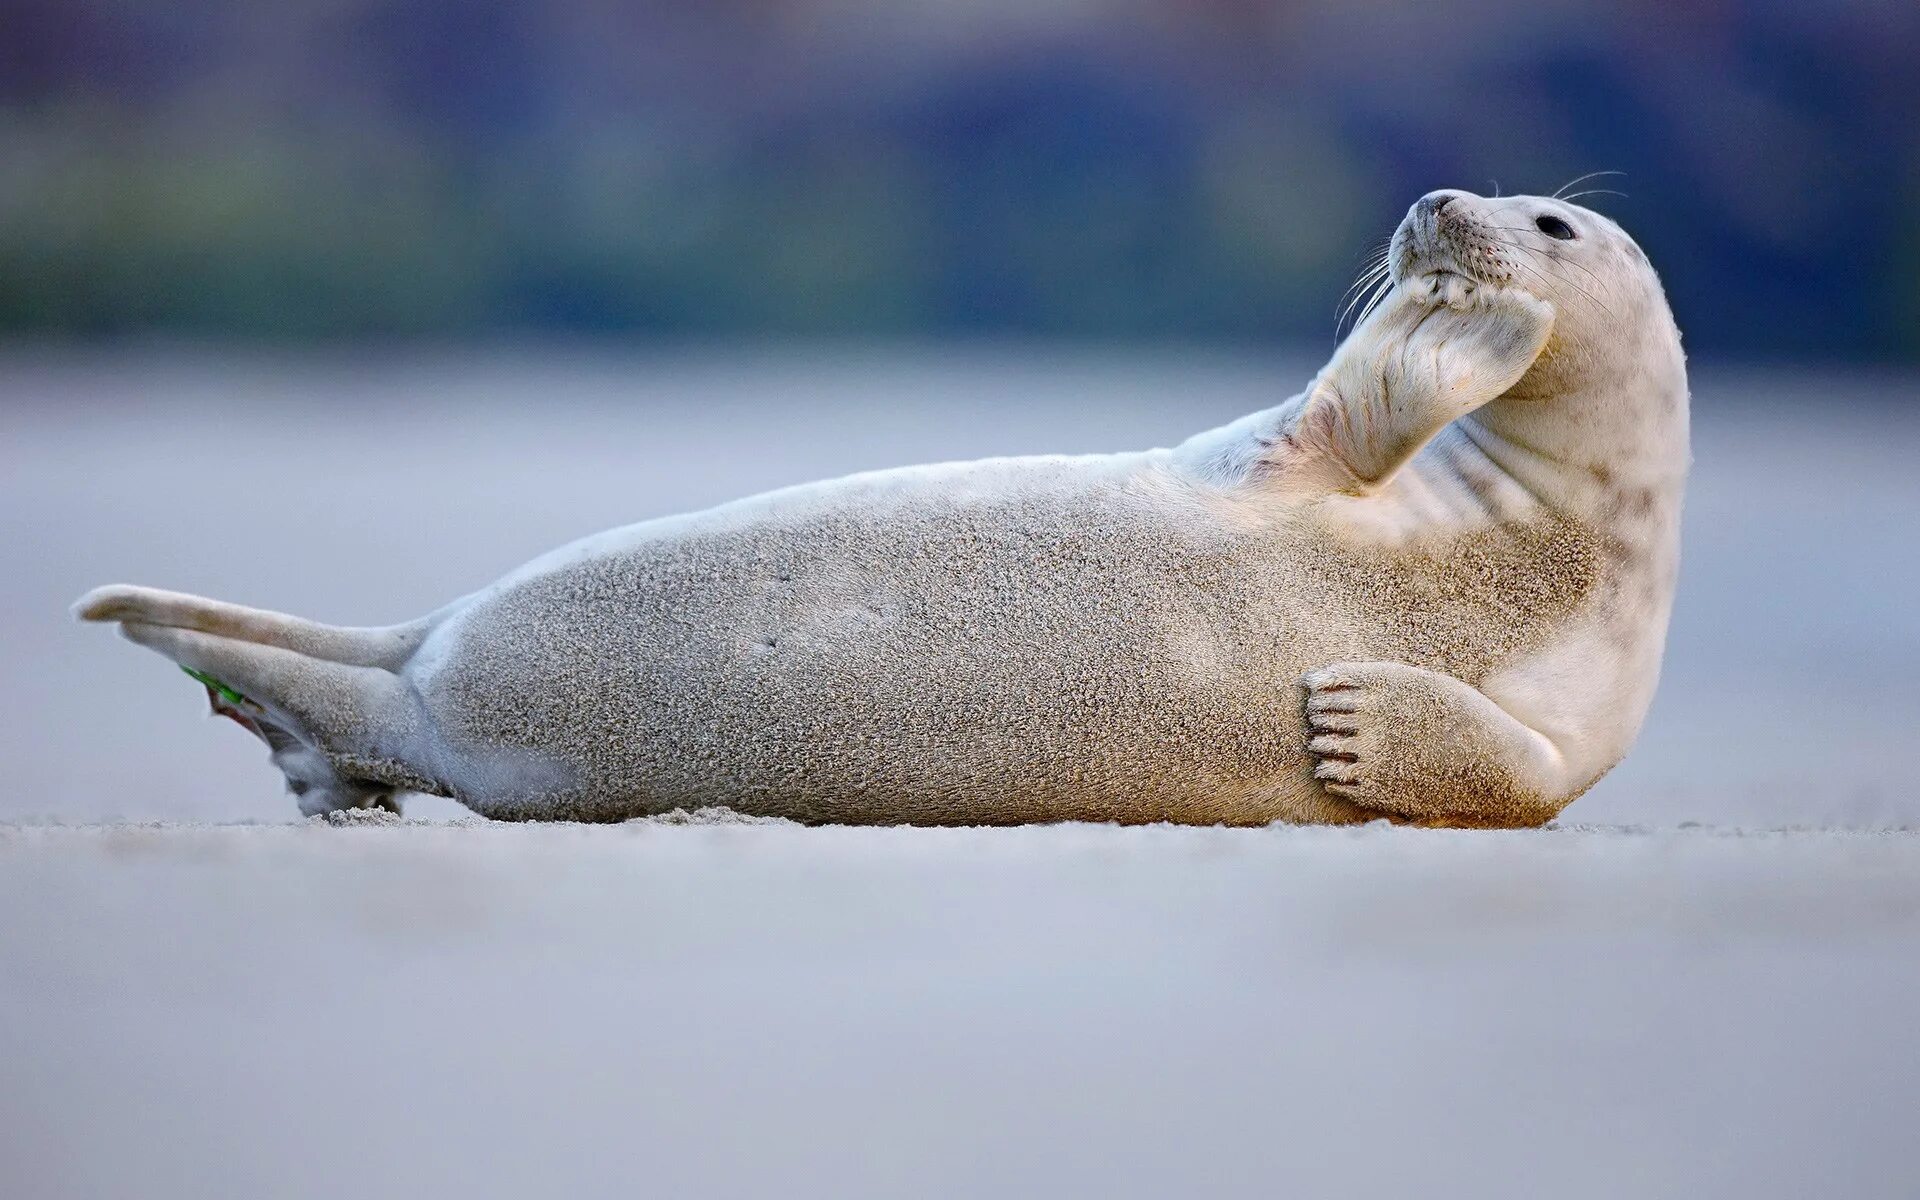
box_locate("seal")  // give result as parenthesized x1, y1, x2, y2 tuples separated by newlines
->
(75, 189, 1688, 827)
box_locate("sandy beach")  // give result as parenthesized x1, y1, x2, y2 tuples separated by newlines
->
(4, 349, 1917, 1197)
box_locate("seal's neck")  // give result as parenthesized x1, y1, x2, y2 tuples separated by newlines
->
(1454, 331, 1690, 519)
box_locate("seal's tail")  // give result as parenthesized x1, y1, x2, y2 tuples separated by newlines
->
(72, 584, 440, 814)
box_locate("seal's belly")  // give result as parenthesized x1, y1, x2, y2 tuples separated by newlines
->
(419, 488, 1309, 822)
(413, 463, 1597, 824)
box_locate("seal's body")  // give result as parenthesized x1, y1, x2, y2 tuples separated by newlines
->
(79, 190, 1687, 827)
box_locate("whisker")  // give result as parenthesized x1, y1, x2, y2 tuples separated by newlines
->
(1338, 261, 1386, 300)
(1340, 262, 1389, 304)
(1494, 236, 1616, 317)
(1558, 188, 1628, 203)
(1547, 250, 1615, 297)
(1480, 223, 1614, 284)
(1338, 270, 1394, 336)
(1479, 224, 1618, 299)
(1337, 245, 1389, 283)
(1333, 240, 1395, 332)
(1342, 244, 1390, 279)
(1502, 254, 1579, 309)
(1336, 257, 1391, 311)
(1336, 280, 1386, 334)
(1504, 230, 1622, 305)
(1481, 227, 1614, 310)
(1552, 170, 1625, 200)
(1348, 274, 1396, 334)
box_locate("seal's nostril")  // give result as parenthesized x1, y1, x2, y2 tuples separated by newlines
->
(1431, 194, 1456, 214)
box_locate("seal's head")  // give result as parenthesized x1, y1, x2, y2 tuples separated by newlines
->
(1389, 189, 1681, 397)
(1386, 188, 1687, 474)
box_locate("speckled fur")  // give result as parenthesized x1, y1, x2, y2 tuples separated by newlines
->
(76, 190, 1687, 828)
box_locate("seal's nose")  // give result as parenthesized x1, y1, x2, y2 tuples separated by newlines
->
(1418, 190, 1466, 220)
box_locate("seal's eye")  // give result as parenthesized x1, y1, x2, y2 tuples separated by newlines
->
(1535, 215, 1576, 240)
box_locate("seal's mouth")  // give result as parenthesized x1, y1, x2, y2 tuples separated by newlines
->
(1392, 256, 1487, 295)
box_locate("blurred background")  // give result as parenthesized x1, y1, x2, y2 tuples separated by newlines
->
(3, 0, 1918, 824)
(3, 0, 1917, 355)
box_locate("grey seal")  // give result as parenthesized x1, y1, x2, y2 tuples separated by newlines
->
(76, 189, 1687, 827)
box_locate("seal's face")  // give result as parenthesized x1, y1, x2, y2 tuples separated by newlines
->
(1390, 189, 1648, 304)
(1385, 188, 1679, 400)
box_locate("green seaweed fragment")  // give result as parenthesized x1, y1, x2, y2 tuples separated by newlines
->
(181, 666, 248, 707)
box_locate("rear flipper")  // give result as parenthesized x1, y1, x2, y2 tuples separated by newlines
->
(215, 687, 401, 817)
(76, 586, 440, 817)
(75, 584, 426, 667)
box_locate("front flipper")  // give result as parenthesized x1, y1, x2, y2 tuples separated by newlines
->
(1302, 661, 1570, 828)
(1277, 276, 1555, 494)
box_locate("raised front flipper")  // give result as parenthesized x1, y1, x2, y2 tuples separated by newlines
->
(1272, 277, 1555, 495)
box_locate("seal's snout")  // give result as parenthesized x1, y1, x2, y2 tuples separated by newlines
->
(1392, 188, 1523, 290)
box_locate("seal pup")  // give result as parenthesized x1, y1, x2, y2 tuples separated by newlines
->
(76, 190, 1687, 827)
